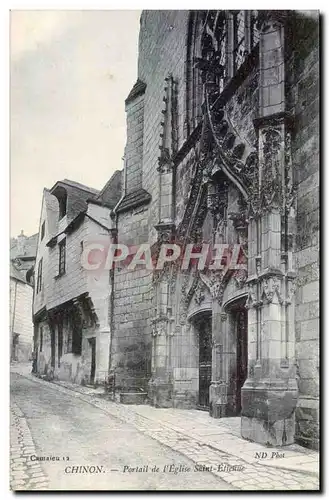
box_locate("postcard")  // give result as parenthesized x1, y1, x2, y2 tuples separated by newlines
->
(10, 9, 320, 491)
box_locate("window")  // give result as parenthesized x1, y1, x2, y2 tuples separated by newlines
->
(36, 259, 43, 293)
(41, 221, 45, 241)
(58, 192, 67, 219)
(193, 10, 260, 98)
(58, 239, 66, 276)
(39, 326, 43, 352)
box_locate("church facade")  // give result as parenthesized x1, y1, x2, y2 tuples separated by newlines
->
(110, 10, 319, 450)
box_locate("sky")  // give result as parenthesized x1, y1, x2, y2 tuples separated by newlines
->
(10, 10, 141, 237)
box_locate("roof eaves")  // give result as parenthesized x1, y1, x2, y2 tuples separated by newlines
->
(87, 198, 114, 209)
(115, 188, 151, 214)
(125, 79, 147, 105)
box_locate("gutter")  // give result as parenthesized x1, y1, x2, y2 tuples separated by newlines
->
(107, 161, 126, 388)
(107, 226, 117, 394)
(107, 202, 123, 391)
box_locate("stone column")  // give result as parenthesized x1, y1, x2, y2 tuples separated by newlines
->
(210, 302, 226, 417)
(241, 12, 298, 446)
(148, 272, 174, 407)
(149, 316, 174, 407)
(209, 284, 236, 417)
(149, 73, 177, 407)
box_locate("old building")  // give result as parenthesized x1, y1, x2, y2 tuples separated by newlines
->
(109, 10, 319, 450)
(10, 231, 37, 362)
(10, 262, 34, 362)
(33, 173, 121, 385)
(11, 231, 38, 273)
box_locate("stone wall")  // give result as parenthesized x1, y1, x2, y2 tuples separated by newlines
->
(291, 14, 319, 449)
(112, 205, 153, 391)
(10, 278, 33, 361)
(125, 92, 145, 193)
(138, 10, 189, 245)
(111, 11, 190, 392)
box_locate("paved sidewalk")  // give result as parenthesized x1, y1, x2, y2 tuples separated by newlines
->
(10, 363, 320, 491)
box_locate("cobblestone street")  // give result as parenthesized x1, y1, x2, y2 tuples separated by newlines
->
(10, 365, 320, 491)
(10, 402, 49, 490)
(10, 372, 232, 491)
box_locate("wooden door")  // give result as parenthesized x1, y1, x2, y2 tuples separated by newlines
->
(198, 316, 212, 409)
(236, 308, 248, 414)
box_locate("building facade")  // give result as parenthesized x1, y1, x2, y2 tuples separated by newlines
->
(10, 231, 37, 362)
(109, 10, 319, 449)
(33, 174, 121, 385)
(10, 262, 34, 362)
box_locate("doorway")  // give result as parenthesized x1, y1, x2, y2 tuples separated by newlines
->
(234, 307, 248, 414)
(89, 337, 96, 384)
(195, 314, 212, 409)
(50, 327, 56, 368)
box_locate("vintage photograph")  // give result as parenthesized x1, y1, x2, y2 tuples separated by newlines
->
(10, 9, 320, 491)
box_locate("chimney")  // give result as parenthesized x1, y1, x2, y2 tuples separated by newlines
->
(17, 230, 26, 255)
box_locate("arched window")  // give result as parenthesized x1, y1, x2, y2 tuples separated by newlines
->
(185, 10, 260, 137)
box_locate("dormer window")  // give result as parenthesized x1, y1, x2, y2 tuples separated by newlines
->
(50, 184, 68, 220)
(58, 191, 67, 219)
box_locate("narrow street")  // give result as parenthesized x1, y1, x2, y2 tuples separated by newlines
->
(10, 373, 232, 491)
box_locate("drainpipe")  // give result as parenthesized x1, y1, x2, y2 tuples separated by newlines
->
(107, 157, 126, 395)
